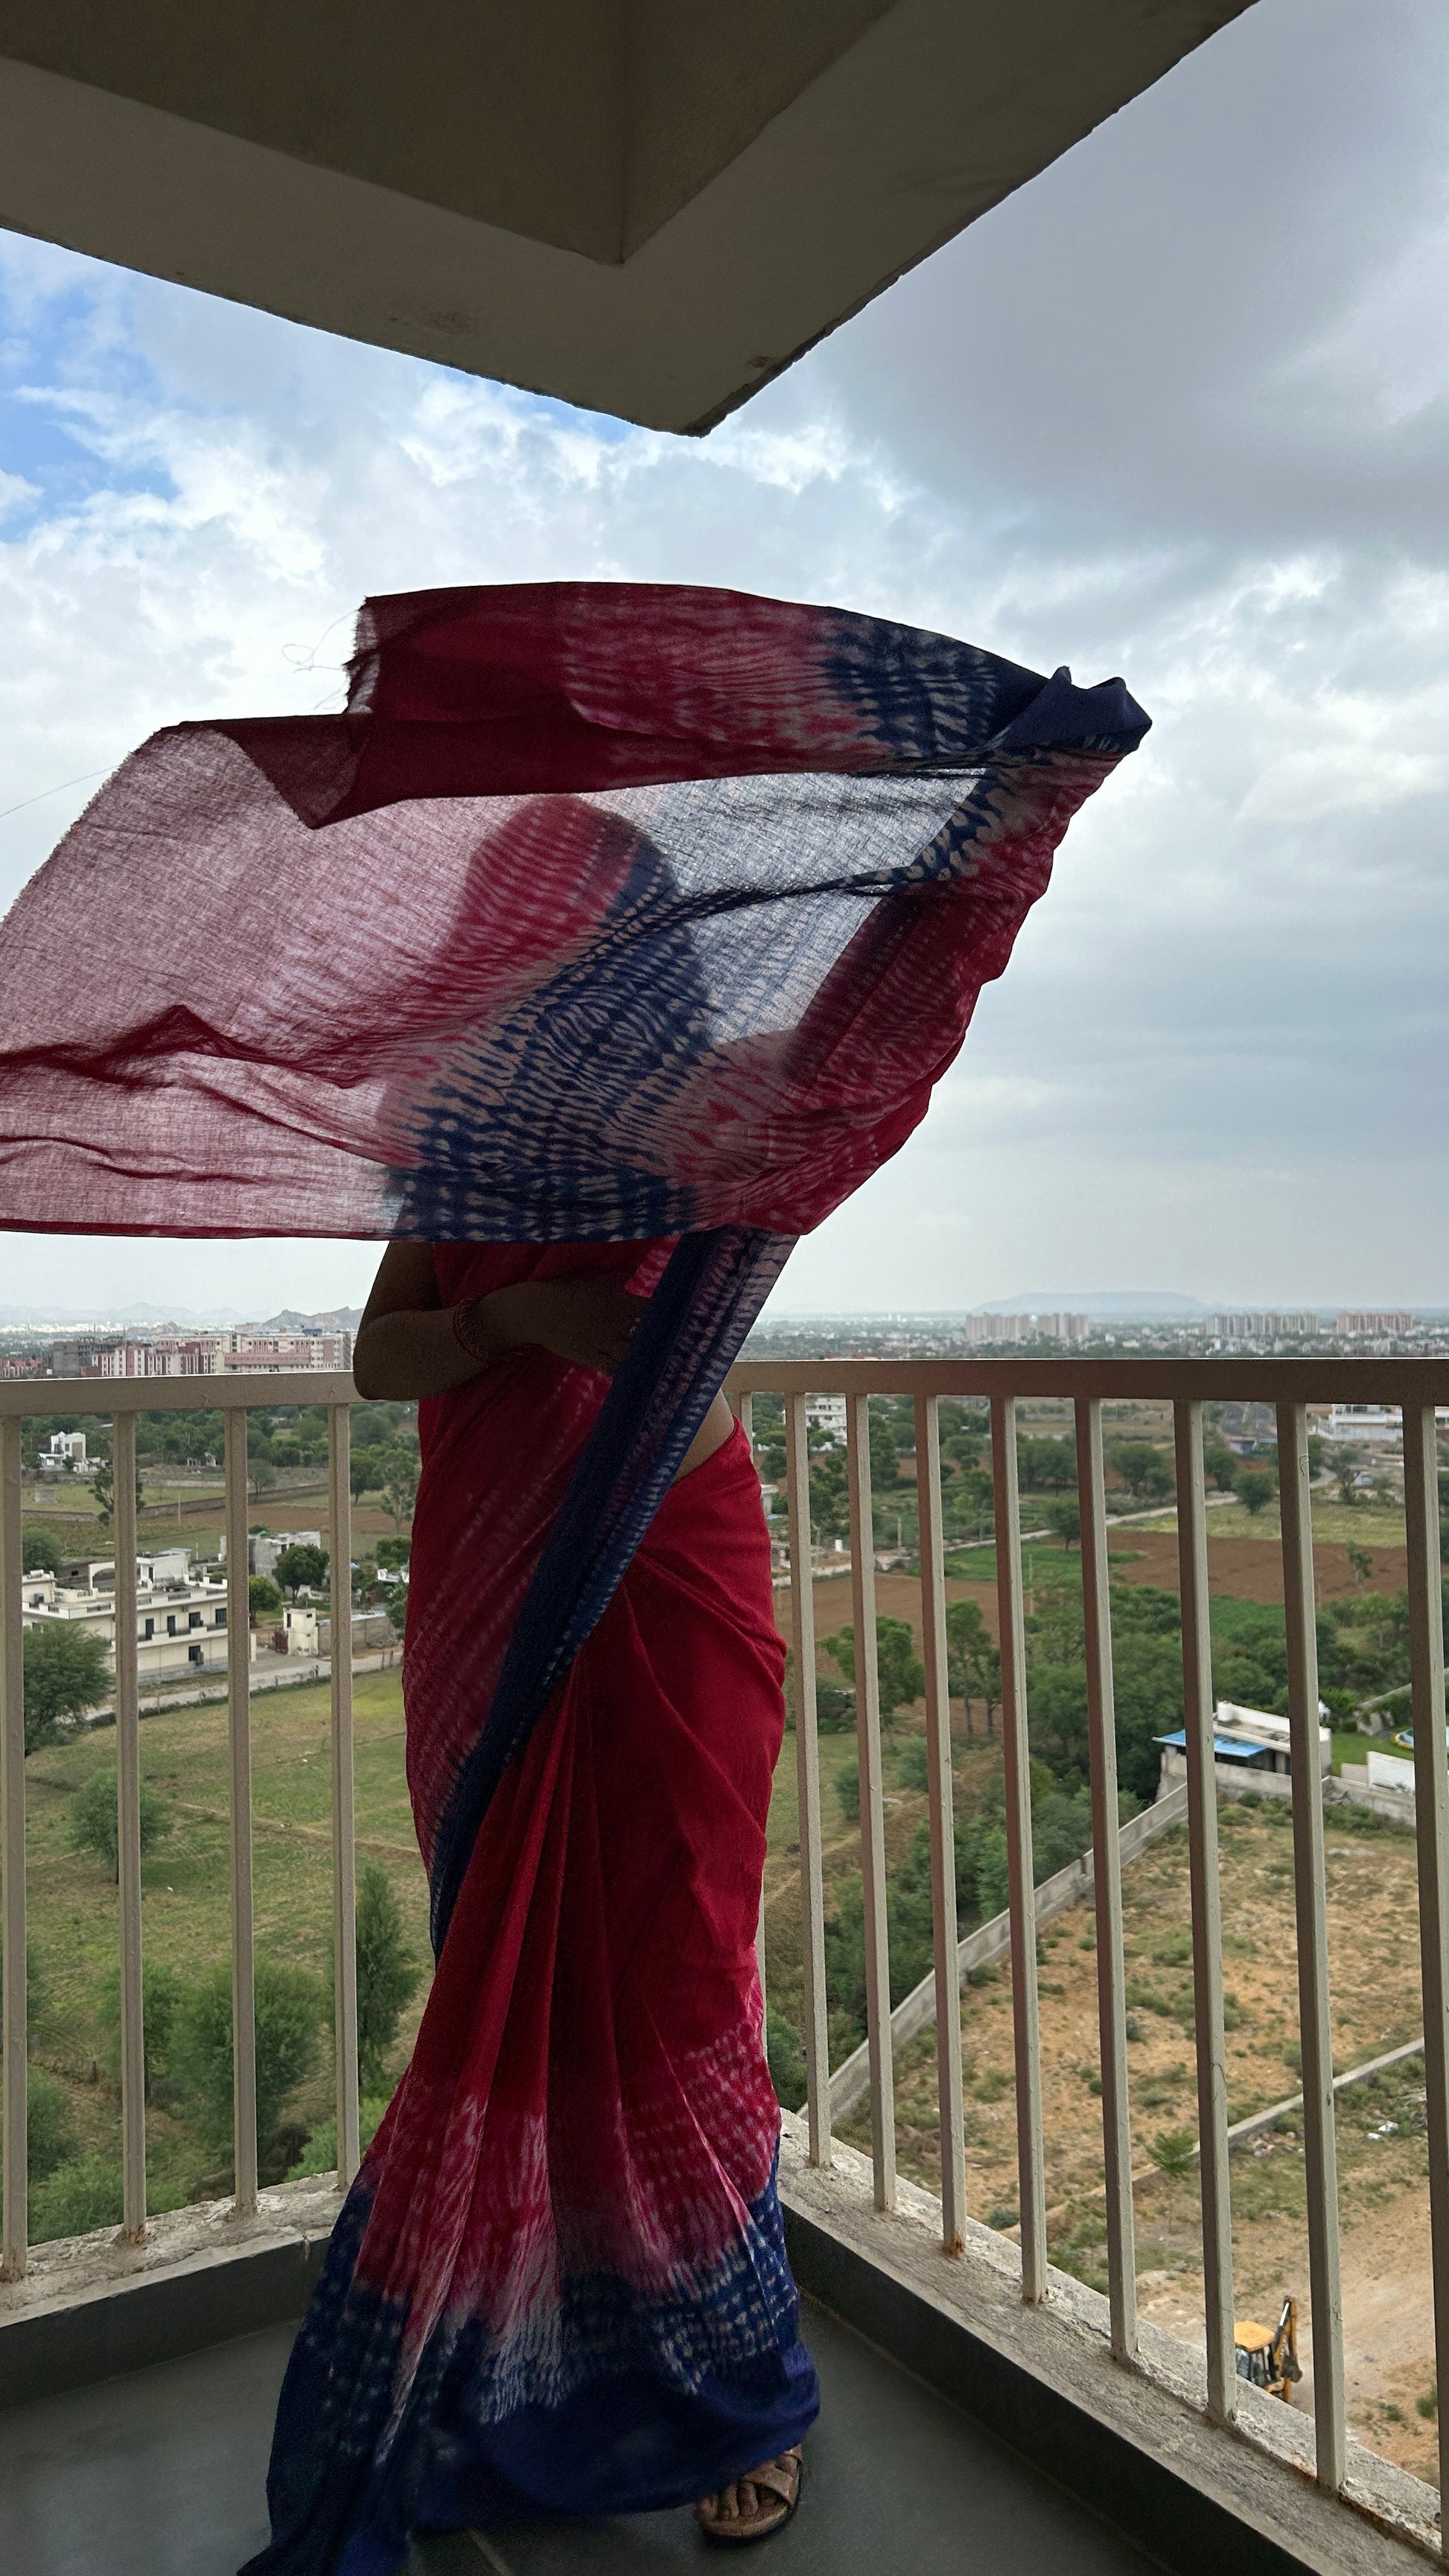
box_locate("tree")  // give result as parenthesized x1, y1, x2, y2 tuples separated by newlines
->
(249, 1460, 278, 1503)
(273, 1542, 329, 1599)
(66, 1767, 172, 1881)
(351, 1866, 423, 2091)
(1201, 1438, 1238, 1493)
(1333, 1447, 1360, 1509)
(384, 1593, 409, 1642)
(1016, 1435, 1075, 1493)
(1346, 1543, 1374, 1590)
(1235, 1467, 1277, 1519)
(1043, 1495, 1081, 1552)
(821, 1617, 924, 1724)
(21, 2068, 77, 2181)
(20, 1525, 63, 1574)
(379, 1450, 420, 1533)
(172, 1955, 328, 2156)
(375, 1536, 410, 1571)
(92, 1455, 144, 1531)
(249, 1573, 284, 1621)
(23, 1623, 112, 1752)
(1107, 1441, 1174, 1504)
(944, 1598, 1000, 1736)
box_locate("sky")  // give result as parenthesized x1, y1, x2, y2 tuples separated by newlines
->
(1, 0, 1448, 1319)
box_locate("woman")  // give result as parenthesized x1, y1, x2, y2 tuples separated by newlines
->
(246, 1232, 816, 2571)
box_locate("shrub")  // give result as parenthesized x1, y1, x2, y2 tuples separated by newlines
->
(20, 1525, 63, 1574)
(29, 2152, 124, 2241)
(285, 2093, 390, 2181)
(1148, 2127, 1197, 2178)
(172, 1956, 328, 2156)
(835, 1759, 861, 1826)
(894, 1736, 931, 1791)
(21, 2069, 78, 2181)
(95, 1959, 183, 2102)
(765, 2010, 807, 2113)
(66, 1768, 172, 1882)
(249, 1574, 283, 1620)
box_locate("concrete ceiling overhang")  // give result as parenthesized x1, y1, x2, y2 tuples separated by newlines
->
(0, 1, 1255, 433)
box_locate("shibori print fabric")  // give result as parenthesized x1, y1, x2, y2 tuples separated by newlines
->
(0, 585, 1147, 2572)
(0, 582, 1146, 1248)
(0, 579, 1148, 1945)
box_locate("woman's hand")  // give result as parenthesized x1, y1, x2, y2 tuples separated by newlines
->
(460, 1272, 646, 1378)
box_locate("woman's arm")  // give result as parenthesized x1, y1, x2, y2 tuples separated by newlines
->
(351, 1243, 646, 1401)
(351, 1243, 736, 1477)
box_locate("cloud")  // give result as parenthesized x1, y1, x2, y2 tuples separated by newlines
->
(1, 0, 1448, 1312)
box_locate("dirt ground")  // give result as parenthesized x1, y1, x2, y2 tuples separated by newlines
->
(839, 1796, 1434, 2483)
(786, 1529, 1410, 1666)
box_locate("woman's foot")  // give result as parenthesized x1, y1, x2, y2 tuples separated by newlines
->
(695, 2446, 803, 2545)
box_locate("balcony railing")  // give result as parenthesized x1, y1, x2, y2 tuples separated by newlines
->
(724, 1354, 1449, 2534)
(0, 1371, 360, 2274)
(1, 1354, 1448, 2552)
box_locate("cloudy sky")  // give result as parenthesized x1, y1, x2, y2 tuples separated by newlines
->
(1, 0, 1446, 1319)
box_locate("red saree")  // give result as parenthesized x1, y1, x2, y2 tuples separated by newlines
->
(250, 1243, 815, 2567)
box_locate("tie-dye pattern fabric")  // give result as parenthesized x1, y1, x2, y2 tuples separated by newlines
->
(0, 585, 1147, 2570)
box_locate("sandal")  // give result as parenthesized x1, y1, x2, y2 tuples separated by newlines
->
(695, 2446, 803, 2545)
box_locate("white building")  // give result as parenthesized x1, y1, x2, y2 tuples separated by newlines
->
(1156, 1698, 1331, 1789)
(38, 1429, 91, 1476)
(20, 1548, 235, 1686)
(804, 1395, 847, 1447)
(1212, 1313, 1320, 1340)
(98, 1330, 351, 1377)
(962, 1312, 1089, 1345)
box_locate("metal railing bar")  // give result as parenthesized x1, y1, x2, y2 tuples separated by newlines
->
(1277, 1401, 1346, 2490)
(1173, 1398, 1236, 2424)
(727, 1359, 1449, 1405)
(1074, 1396, 1136, 2362)
(914, 1392, 965, 2254)
(111, 1412, 147, 2243)
(785, 1394, 831, 2164)
(1401, 1400, 1449, 2531)
(733, 1393, 768, 2019)
(223, 1409, 258, 2216)
(990, 1392, 1046, 2301)
(328, 1405, 360, 2192)
(0, 1416, 25, 2278)
(0, 1371, 356, 1418)
(847, 1394, 896, 2212)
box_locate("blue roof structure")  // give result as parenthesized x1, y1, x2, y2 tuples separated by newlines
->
(1154, 1730, 1273, 1762)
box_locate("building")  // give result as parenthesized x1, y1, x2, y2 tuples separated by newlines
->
(1336, 1310, 1414, 1337)
(19, 1547, 233, 1686)
(803, 1394, 847, 1447)
(1211, 1313, 1320, 1340)
(37, 1429, 90, 1476)
(1156, 1698, 1331, 1791)
(962, 1313, 1089, 1346)
(97, 1330, 352, 1377)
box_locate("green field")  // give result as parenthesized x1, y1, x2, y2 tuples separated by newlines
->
(16, 1672, 429, 2225)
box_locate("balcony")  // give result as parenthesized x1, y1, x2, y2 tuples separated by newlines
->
(2, 1356, 1448, 2575)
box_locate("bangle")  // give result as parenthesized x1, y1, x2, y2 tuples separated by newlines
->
(451, 1298, 497, 1365)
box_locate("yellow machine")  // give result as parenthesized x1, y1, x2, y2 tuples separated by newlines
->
(1234, 2298, 1302, 2402)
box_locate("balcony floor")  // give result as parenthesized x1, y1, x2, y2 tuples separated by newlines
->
(0, 2296, 1153, 2576)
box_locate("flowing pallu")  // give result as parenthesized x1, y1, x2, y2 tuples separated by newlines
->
(0, 584, 1148, 2569)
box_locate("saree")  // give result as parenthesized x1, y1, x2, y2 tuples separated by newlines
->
(0, 582, 1148, 2569)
